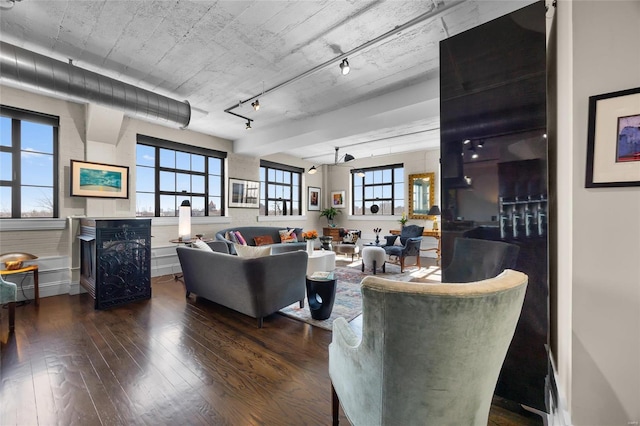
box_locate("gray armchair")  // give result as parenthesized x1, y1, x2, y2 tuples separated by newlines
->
(329, 269, 528, 425)
(382, 225, 424, 272)
(442, 237, 520, 283)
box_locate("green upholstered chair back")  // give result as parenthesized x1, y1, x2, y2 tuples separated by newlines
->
(329, 269, 528, 425)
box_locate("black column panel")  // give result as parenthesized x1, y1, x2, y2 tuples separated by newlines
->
(439, 1, 549, 412)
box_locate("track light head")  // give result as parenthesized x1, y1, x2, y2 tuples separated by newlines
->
(251, 99, 260, 111)
(308, 165, 317, 175)
(246, 120, 251, 129)
(343, 153, 355, 162)
(339, 58, 350, 75)
(356, 169, 365, 177)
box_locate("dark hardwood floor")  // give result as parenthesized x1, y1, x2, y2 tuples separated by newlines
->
(1, 274, 542, 425)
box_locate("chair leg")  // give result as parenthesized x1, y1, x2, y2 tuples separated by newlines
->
(332, 382, 340, 426)
(400, 256, 405, 273)
(8, 301, 15, 333)
(299, 299, 304, 309)
(257, 317, 263, 328)
(373, 260, 377, 275)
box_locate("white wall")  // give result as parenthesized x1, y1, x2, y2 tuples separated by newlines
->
(558, 1, 640, 424)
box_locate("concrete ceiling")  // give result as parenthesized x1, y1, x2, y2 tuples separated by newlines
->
(0, 0, 536, 165)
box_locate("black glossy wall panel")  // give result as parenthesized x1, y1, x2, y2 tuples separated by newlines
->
(439, 1, 549, 412)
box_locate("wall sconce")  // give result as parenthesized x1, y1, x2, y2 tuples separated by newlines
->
(308, 165, 318, 174)
(178, 200, 191, 241)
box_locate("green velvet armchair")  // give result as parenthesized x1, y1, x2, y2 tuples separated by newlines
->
(329, 269, 528, 425)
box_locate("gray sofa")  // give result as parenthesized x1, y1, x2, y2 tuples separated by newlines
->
(215, 226, 307, 254)
(176, 242, 308, 327)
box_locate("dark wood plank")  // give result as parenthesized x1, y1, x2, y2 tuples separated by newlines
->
(0, 273, 542, 426)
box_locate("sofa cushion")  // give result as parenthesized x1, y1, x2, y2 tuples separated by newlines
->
(234, 243, 272, 258)
(234, 231, 248, 245)
(343, 230, 359, 244)
(254, 235, 275, 246)
(384, 235, 398, 246)
(288, 227, 304, 241)
(191, 239, 214, 251)
(279, 229, 297, 243)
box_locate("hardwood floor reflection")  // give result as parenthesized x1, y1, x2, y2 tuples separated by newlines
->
(1, 274, 542, 425)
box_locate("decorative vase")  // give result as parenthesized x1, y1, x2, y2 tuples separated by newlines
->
(307, 239, 315, 255)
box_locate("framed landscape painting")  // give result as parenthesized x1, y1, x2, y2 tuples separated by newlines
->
(586, 87, 640, 187)
(70, 160, 129, 198)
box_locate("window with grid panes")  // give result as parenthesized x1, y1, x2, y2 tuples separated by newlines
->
(352, 164, 404, 216)
(259, 160, 302, 216)
(135, 134, 225, 217)
(0, 106, 59, 218)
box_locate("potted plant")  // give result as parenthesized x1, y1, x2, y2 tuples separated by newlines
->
(320, 207, 341, 226)
(398, 211, 408, 227)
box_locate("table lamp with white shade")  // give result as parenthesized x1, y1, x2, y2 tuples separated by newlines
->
(178, 200, 191, 241)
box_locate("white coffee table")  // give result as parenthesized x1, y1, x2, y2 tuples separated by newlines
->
(306, 250, 337, 275)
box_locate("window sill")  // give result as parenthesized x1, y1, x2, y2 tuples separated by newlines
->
(257, 215, 306, 222)
(0, 218, 68, 231)
(151, 216, 232, 226)
(347, 215, 400, 221)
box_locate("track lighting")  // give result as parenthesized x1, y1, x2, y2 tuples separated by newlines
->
(477, 140, 484, 148)
(251, 99, 260, 111)
(343, 153, 355, 162)
(308, 165, 317, 174)
(355, 169, 365, 177)
(339, 58, 350, 75)
(246, 120, 251, 129)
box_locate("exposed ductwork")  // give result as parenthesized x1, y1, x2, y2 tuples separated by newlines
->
(0, 41, 190, 128)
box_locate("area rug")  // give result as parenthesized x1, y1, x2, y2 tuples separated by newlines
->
(278, 259, 441, 330)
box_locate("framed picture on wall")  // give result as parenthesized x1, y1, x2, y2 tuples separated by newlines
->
(70, 160, 129, 198)
(586, 87, 640, 187)
(229, 178, 260, 208)
(331, 190, 346, 208)
(308, 186, 321, 211)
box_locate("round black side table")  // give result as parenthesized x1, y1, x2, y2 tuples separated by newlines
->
(306, 274, 337, 320)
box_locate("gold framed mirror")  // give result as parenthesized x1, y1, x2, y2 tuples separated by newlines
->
(408, 172, 436, 220)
